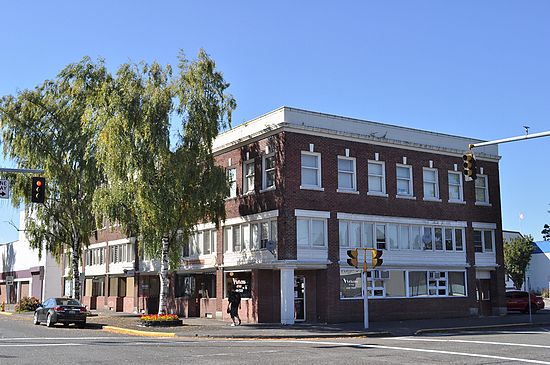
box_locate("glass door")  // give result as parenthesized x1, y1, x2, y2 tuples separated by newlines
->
(294, 276, 306, 322)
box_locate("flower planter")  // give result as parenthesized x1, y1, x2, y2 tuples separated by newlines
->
(140, 319, 183, 327)
(139, 314, 183, 327)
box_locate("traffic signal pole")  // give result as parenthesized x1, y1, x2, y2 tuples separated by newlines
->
(468, 130, 550, 149)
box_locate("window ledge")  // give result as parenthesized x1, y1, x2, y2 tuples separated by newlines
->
(242, 191, 255, 197)
(448, 200, 466, 204)
(337, 189, 359, 194)
(300, 186, 325, 192)
(260, 186, 276, 193)
(475, 202, 492, 207)
(367, 192, 388, 197)
(423, 197, 442, 202)
(395, 195, 416, 200)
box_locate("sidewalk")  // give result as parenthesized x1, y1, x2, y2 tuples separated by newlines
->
(80, 308, 550, 338)
(3, 308, 550, 338)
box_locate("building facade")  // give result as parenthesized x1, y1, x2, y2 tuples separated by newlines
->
(0, 211, 62, 307)
(179, 107, 506, 324)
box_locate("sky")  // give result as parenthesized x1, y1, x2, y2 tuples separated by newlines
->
(0, 1, 549, 243)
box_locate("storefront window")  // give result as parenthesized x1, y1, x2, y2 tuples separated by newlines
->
(226, 271, 251, 298)
(340, 270, 362, 299)
(385, 271, 406, 297)
(448, 272, 466, 296)
(409, 271, 428, 297)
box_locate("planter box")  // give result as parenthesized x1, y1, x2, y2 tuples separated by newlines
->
(140, 319, 183, 327)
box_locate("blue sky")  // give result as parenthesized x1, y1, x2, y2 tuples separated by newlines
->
(1, 1, 549, 243)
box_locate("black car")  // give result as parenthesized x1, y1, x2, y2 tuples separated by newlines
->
(33, 298, 87, 328)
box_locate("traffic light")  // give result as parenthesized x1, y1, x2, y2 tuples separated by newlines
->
(462, 152, 477, 181)
(31, 177, 45, 203)
(371, 249, 383, 268)
(346, 249, 359, 268)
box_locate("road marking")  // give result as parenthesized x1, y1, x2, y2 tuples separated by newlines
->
(192, 350, 279, 358)
(393, 337, 550, 349)
(250, 339, 550, 365)
(0, 343, 83, 348)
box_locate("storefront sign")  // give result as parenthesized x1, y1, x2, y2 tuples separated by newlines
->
(340, 270, 362, 299)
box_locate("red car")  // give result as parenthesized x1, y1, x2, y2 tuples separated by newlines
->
(506, 291, 545, 313)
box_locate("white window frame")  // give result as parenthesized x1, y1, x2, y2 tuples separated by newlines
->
(300, 151, 323, 190)
(475, 175, 490, 205)
(367, 160, 387, 196)
(396, 164, 414, 198)
(297, 217, 327, 248)
(447, 171, 464, 203)
(473, 229, 494, 253)
(337, 156, 357, 193)
(227, 167, 237, 198)
(262, 153, 276, 191)
(243, 160, 255, 194)
(428, 271, 448, 296)
(422, 167, 440, 201)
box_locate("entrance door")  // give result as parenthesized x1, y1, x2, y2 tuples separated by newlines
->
(476, 279, 492, 316)
(294, 276, 305, 322)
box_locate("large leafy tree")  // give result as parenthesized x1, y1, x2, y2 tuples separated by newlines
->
(0, 58, 110, 300)
(504, 235, 535, 290)
(95, 50, 235, 314)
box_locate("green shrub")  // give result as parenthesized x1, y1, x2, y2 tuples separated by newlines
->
(15, 296, 40, 312)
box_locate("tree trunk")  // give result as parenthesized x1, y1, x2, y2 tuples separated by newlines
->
(72, 243, 81, 300)
(158, 236, 170, 314)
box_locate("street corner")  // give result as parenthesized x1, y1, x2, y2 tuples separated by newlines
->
(102, 325, 176, 338)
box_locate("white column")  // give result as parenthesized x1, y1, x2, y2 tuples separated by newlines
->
(280, 267, 295, 325)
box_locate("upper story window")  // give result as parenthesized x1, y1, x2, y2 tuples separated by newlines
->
(262, 153, 275, 190)
(301, 152, 322, 189)
(396, 164, 413, 197)
(339, 220, 465, 252)
(448, 171, 463, 202)
(475, 175, 489, 204)
(368, 161, 386, 196)
(297, 217, 327, 247)
(423, 168, 439, 200)
(243, 160, 255, 194)
(227, 167, 237, 198)
(473, 229, 494, 253)
(337, 156, 356, 192)
(223, 219, 277, 253)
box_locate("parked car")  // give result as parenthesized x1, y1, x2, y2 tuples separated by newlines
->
(506, 290, 545, 313)
(33, 298, 87, 328)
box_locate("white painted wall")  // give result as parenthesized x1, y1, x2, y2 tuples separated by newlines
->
(526, 253, 550, 293)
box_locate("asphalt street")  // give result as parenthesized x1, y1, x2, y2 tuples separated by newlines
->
(2, 314, 550, 364)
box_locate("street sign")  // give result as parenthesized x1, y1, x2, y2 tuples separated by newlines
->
(0, 179, 9, 199)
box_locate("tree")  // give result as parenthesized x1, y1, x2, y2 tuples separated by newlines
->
(503, 235, 535, 290)
(95, 50, 235, 314)
(0, 57, 109, 300)
(542, 224, 550, 241)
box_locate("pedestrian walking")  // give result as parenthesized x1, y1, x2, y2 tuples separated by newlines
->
(227, 289, 242, 326)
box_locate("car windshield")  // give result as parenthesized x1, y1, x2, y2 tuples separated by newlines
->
(55, 298, 81, 306)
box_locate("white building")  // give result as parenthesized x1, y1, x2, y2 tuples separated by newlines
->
(0, 211, 62, 306)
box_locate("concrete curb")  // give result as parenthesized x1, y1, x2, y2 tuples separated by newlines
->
(175, 331, 392, 339)
(414, 322, 550, 335)
(102, 326, 176, 337)
(0, 311, 13, 316)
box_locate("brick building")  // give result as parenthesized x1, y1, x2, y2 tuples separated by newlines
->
(177, 107, 506, 324)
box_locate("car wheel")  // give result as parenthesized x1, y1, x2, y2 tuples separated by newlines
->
(63, 322, 70, 327)
(46, 314, 54, 327)
(33, 312, 40, 325)
(76, 321, 86, 329)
